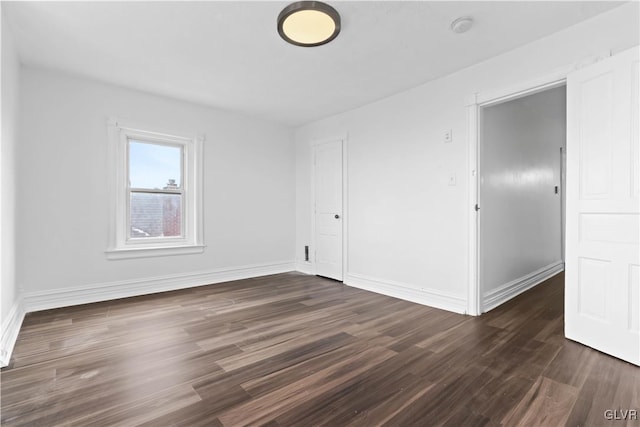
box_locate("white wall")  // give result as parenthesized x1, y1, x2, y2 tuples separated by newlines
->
(295, 3, 639, 313)
(480, 86, 565, 305)
(1, 8, 21, 362)
(16, 67, 295, 300)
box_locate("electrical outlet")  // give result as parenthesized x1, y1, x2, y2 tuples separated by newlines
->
(444, 129, 452, 143)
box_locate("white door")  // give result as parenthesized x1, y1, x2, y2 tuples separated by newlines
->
(565, 47, 639, 366)
(314, 140, 343, 281)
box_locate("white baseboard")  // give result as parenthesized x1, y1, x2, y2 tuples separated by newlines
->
(1, 298, 25, 367)
(295, 261, 313, 275)
(1, 261, 294, 367)
(345, 272, 467, 314)
(21, 261, 295, 313)
(482, 261, 564, 313)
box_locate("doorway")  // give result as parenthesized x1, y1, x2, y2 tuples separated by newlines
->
(467, 48, 638, 365)
(312, 139, 344, 281)
(477, 85, 567, 313)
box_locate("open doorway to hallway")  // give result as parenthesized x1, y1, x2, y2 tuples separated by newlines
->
(478, 85, 567, 313)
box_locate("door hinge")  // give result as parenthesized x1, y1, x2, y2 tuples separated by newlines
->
(475, 204, 480, 211)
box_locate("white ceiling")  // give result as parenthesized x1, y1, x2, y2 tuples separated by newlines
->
(3, 1, 625, 126)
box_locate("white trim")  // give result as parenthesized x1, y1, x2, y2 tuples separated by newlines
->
(1, 298, 25, 367)
(475, 65, 573, 106)
(107, 117, 201, 142)
(342, 135, 350, 279)
(21, 261, 295, 313)
(482, 261, 564, 313)
(107, 118, 205, 259)
(310, 143, 315, 275)
(467, 67, 573, 316)
(105, 244, 205, 260)
(345, 272, 467, 314)
(0, 262, 294, 366)
(466, 99, 480, 316)
(310, 135, 349, 147)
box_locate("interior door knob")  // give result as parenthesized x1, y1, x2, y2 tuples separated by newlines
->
(334, 214, 340, 219)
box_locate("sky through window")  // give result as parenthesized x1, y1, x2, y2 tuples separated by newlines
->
(129, 140, 182, 189)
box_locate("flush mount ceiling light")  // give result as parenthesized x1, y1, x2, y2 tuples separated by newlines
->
(450, 16, 474, 34)
(278, 1, 341, 47)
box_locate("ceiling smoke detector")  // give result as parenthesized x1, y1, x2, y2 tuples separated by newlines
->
(450, 16, 474, 34)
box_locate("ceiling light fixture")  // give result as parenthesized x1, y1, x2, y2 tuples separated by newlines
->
(278, 1, 341, 47)
(450, 16, 474, 34)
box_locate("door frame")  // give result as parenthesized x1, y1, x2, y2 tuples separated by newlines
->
(466, 68, 572, 315)
(310, 135, 349, 280)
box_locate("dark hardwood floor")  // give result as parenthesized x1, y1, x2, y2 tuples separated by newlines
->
(1, 272, 638, 426)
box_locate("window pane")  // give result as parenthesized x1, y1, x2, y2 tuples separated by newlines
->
(130, 193, 182, 238)
(129, 140, 182, 189)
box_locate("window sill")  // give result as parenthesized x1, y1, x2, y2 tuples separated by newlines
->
(106, 244, 205, 260)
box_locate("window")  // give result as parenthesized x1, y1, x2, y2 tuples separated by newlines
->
(129, 141, 183, 239)
(107, 119, 204, 259)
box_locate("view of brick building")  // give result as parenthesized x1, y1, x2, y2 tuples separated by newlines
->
(130, 179, 181, 238)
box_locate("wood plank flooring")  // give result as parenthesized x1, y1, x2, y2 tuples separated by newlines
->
(1, 272, 638, 426)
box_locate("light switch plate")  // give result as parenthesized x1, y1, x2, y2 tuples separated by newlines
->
(444, 129, 452, 143)
(448, 173, 457, 186)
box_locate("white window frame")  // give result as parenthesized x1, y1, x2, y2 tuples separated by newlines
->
(106, 118, 204, 260)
